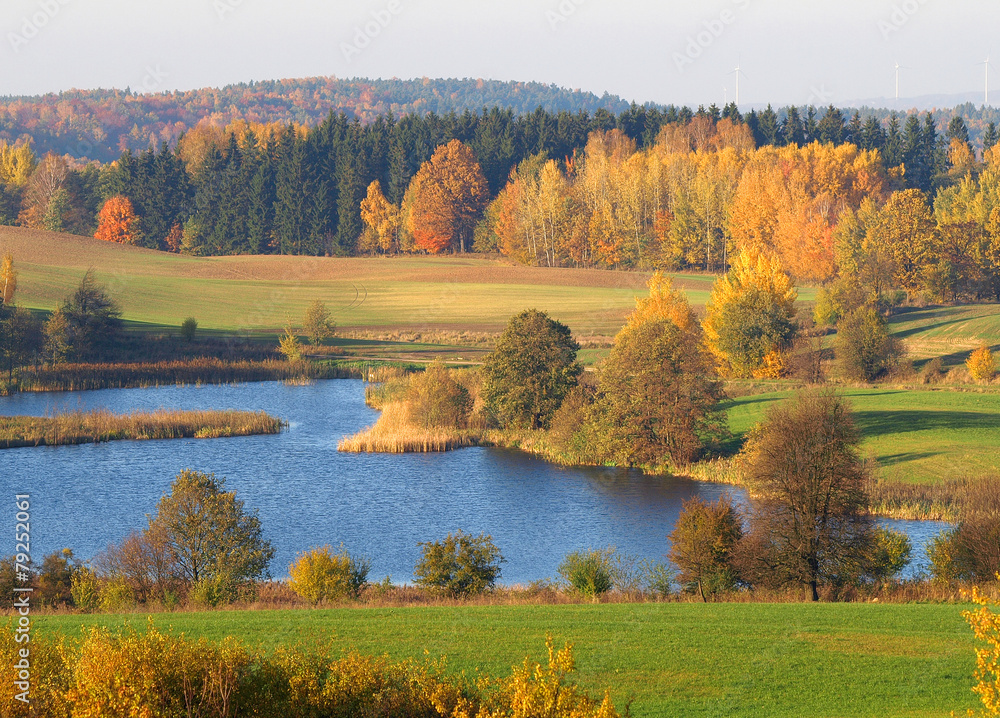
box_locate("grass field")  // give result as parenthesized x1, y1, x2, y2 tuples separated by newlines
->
(724, 387, 1000, 484)
(0, 228, 671, 337)
(890, 304, 1000, 365)
(33, 602, 979, 717)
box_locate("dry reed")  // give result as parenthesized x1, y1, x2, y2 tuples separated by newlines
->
(338, 402, 479, 453)
(0, 409, 284, 448)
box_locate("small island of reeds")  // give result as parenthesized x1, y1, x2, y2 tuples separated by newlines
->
(0, 409, 284, 449)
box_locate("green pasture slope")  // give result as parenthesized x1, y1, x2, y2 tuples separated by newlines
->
(724, 387, 1000, 483)
(35, 602, 978, 717)
(890, 304, 1000, 365)
(0, 228, 671, 337)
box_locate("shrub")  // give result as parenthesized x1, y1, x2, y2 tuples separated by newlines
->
(36, 548, 79, 608)
(179, 317, 197, 341)
(961, 581, 1000, 717)
(835, 306, 903, 381)
(288, 545, 370, 604)
(278, 325, 302, 361)
(928, 476, 1000, 583)
(405, 364, 471, 429)
(862, 526, 912, 584)
(303, 300, 335, 345)
(968, 345, 997, 383)
(558, 549, 614, 598)
(668, 495, 743, 600)
(99, 576, 136, 613)
(413, 530, 504, 595)
(920, 356, 945, 384)
(70, 566, 101, 613)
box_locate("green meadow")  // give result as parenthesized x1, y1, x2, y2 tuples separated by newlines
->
(724, 387, 1000, 484)
(34, 602, 979, 718)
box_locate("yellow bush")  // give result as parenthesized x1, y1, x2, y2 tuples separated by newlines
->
(288, 545, 369, 604)
(968, 346, 997, 383)
(961, 580, 1000, 716)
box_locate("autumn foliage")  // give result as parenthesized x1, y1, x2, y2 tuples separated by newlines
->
(0, 623, 621, 718)
(406, 140, 489, 253)
(94, 195, 140, 244)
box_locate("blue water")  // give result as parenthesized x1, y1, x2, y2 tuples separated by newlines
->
(0, 381, 947, 583)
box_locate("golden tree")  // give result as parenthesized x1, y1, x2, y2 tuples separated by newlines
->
(406, 139, 488, 254)
(969, 345, 998, 383)
(94, 195, 140, 245)
(703, 246, 798, 377)
(359, 180, 400, 254)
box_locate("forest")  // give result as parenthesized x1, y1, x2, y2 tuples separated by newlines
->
(3, 99, 1000, 304)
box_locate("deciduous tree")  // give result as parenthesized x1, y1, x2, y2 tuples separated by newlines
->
(95, 195, 140, 245)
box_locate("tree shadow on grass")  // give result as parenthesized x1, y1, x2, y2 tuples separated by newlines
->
(878, 451, 942, 467)
(852, 409, 1000, 439)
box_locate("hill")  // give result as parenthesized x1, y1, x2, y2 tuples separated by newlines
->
(0, 77, 634, 162)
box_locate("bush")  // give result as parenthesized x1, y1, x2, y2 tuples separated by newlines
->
(558, 549, 614, 598)
(928, 476, 1000, 583)
(668, 496, 743, 600)
(70, 566, 101, 613)
(37, 548, 79, 608)
(862, 526, 912, 584)
(303, 299, 335, 346)
(288, 545, 370, 604)
(968, 345, 997, 383)
(179, 317, 197, 341)
(99, 576, 136, 613)
(920, 356, 945, 384)
(405, 364, 471, 429)
(413, 530, 504, 595)
(835, 306, 903, 381)
(278, 325, 302, 361)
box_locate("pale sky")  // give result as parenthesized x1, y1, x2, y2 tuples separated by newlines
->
(2, 0, 997, 108)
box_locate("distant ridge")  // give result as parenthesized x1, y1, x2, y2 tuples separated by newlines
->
(0, 76, 636, 162)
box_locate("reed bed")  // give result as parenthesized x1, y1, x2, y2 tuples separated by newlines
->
(9, 358, 374, 393)
(338, 402, 479, 453)
(0, 409, 284, 449)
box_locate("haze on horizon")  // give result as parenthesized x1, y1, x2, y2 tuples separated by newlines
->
(2, 0, 997, 109)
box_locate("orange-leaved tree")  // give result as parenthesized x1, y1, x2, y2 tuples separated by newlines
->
(95, 196, 140, 245)
(405, 140, 488, 253)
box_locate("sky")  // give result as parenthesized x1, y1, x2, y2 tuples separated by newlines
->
(2, 0, 998, 108)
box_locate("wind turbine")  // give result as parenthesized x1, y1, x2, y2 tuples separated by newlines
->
(729, 59, 748, 106)
(892, 61, 911, 101)
(980, 54, 992, 106)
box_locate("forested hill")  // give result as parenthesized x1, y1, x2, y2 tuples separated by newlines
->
(0, 77, 633, 162)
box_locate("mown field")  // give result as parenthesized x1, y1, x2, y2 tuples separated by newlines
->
(0, 228, 670, 337)
(724, 387, 1000, 484)
(891, 304, 1000, 365)
(34, 602, 979, 717)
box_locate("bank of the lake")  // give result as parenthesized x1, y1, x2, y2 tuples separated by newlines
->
(0, 380, 946, 584)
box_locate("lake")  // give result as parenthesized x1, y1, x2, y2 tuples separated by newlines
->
(0, 380, 947, 583)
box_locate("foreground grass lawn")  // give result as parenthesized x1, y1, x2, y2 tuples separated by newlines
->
(725, 387, 1000, 483)
(35, 602, 978, 717)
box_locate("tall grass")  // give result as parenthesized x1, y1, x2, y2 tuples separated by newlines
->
(338, 402, 479, 453)
(7, 358, 382, 393)
(0, 409, 284, 448)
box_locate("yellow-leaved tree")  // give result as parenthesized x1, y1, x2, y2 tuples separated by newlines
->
(703, 246, 798, 378)
(359, 179, 401, 254)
